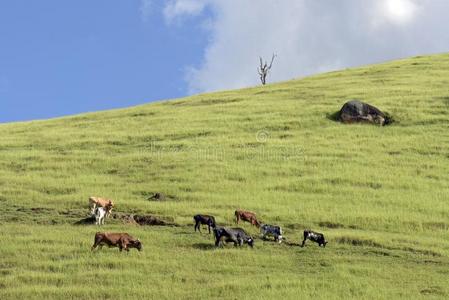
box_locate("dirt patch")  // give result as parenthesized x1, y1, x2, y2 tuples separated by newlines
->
(336, 236, 384, 248)
(113, 213, 178, 226)
(285, 223, 308, 230)
(319, 221, 345, 229)
(133, 215, 177, 226)
(337, 236, 442, 257)
(423, 222, 449, 231)
(147, 192, 166, 201)
(192, 243, 216, 250)
(133, 191, 178, 201)
(16, 207, 53, 213)
(364, 249, 391, 257)
(284, 241, 301, 247)
(420, 286, 444, 296)
(401, 246, 441, 257)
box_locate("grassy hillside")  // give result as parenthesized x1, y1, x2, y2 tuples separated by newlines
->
(1, 53, 449, 299)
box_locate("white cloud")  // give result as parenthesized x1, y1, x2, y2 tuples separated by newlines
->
(163, 0, 209, 24)
(163, 0, 449, 94)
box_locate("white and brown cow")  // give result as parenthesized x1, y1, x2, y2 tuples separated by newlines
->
(89, 196, 114, 217)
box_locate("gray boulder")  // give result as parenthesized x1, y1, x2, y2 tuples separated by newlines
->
(339, 100, 391, 126)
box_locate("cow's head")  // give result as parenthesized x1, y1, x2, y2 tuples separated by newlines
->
(105, 203, 113, 215)
(246, 237, 254, 248)
(133, 239, 143, 251)
(278, 235, 283, 244)
(208, 218, 216, 228)
(108, 200, 114, 207)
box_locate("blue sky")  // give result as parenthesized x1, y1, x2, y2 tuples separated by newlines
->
(1, 0, 449, 123)
(0, 1, 210, 122)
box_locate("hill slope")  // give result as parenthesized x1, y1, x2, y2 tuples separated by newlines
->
(1, 53, 449, 299)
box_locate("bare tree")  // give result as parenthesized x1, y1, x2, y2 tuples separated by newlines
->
(258, 54, 276, 85)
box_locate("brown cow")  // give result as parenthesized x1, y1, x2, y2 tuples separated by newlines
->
(89, 196, 114, 217)
(235, 210, 261, 227)
(91, 232, 142, 252)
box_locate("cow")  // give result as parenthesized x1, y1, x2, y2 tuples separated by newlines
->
(193, 214, 216, 234)
(301, 230, 327, 247)
(235, 210, 261, 227)
(94, 207, 107, 226)
(91, 232, 142, 252)
(260, 224, 283, 243)
(89, 196, 114, 217)
(213, 227, 254, 248)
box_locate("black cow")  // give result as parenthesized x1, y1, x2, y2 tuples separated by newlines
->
(301, 230, 327, 247)
(260, 224, 283, 243)
(214, 227, 254, 248)
(193, 214, 216, 234)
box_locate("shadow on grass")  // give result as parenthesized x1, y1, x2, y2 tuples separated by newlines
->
(74, 216, 95, 225)
(326, 111, 340, 122)
(326, 110, 395, 125)
(284, 241, 301, 247)
(192, 243, 216, 250)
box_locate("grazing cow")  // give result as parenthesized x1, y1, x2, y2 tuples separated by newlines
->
(301, 230, 327, 247)
(213, 227, 254, 248)
(235, 210, 261, 227)
(193, 214, 216, 234)
(89, 196, 114, 217)
(91, 232, 142, 252)
(260, 224, 283, 243)
(94, 207, 107, 226)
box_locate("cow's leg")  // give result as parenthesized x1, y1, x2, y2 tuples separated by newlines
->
(91, 242, 98, 251)
(214, 231, 221, 247)
(91, 237, 102, 251)
(91, 203, 96, 216)
(301, 238, 306, 247)
(194, 220, 198, 232)
(207, 224, 211, 234)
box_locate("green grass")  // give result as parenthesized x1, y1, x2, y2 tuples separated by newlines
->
(1, 53, 449, 299)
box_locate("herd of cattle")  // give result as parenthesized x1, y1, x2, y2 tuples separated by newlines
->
(88, 197, 327, 252)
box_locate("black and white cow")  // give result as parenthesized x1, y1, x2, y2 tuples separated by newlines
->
(213, 227, 254, 248)
(94, 207, 107, 226)
(301, 230, 327, 247)
(193, 214, 216, 234)
(260, 224, 283, 243)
